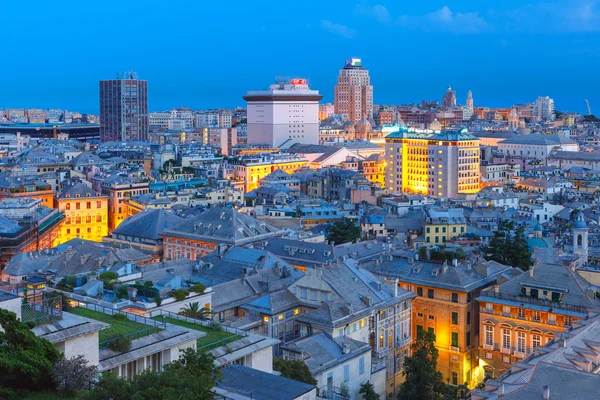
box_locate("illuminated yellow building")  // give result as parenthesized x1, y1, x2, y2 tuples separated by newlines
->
(385, 128, 480, 198)
(386, 259, 514, 387)
(229, 153, 308, 192)
(361, 154, 386, 188)
(55, 182, 108, 243)
(424, 208, 467, 245)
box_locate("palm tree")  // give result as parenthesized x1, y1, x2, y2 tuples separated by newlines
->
(180, 302, 212, 320)
(359, 382, 380, 400)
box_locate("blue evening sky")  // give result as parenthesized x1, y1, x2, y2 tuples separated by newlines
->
(0, 0, 599, 114)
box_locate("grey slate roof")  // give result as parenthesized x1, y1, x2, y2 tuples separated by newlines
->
(194, 247, 302, 286)
(282, 333, 371, 375)
(69, 152, 109, 167)
(32, 312, 108, 344)
(480, 262, 600, 311)
(217, 364, 315, 400)
(56, 181, 105, 199)
(260, 238, 336, 269)
(241, 288, 303, 315)
(500, 134, 576, 146)
(297, 261, 415, 328)
(366, 258, 516, 293)
(3, 238, 148, 278)
(112, 209, 184, 240)
(162, 206, 285, 245)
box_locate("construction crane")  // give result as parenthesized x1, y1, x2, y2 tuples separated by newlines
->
(586, 99, 592, 115)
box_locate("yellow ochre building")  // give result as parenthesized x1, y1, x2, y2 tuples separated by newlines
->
(55, 181, 108, 243)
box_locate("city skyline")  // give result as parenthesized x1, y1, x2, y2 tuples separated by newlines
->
(0, 0, 599, 114)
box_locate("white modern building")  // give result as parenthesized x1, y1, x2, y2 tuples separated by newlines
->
(533, 96, 555, 120)
(497, 134, 578, 162)
(244, 78, 322, 149)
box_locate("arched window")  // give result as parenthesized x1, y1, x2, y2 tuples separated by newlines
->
(578, 234, 583, 247)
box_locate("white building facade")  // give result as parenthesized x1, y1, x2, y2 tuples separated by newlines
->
(244, 79, 322, 148)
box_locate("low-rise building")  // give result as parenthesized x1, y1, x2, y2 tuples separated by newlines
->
(161, 206, 285, 261)
(367, 257, 518, 387)
(282, 333, 375, 399)
(55, 181, 108, 243)
(293, 262, 416, 398)
(476, 262, 600, 380)
(102, 209, 184, 260)
(424, 208, 467, 245)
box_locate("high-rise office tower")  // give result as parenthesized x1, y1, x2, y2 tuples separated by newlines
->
(466, 90, 473, 110)
(334, 58, 373, 123)
(100, 71, 148, 142)
(442, 85, 457, 107)
(244, 78, 322, 148)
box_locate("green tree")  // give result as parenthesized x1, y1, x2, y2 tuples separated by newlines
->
(273, 358, 317, 386)
(52, 355, 98, 395)
(180, 302, 212, 320)
(0, 309, 61, 397)
(359, 381, 380, 400)
(339, 382, 350, 399)
(418, 246, 428, 261)
(327, 218, 362, 245)
(482, 220, 532, 271)
(398, 330, 446, 400)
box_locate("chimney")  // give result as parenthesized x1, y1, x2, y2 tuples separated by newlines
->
(543, 385, 550, 400)
(494, 285, 500, 294)
(452, 258, 458, 267)
(530, 266, 534, 278)
(394, 278, 399, 297)
(498, 384, 505, 395)
(217, 243, 228, 258)
(342, 343, 350, 354)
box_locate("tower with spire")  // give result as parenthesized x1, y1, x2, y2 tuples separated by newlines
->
(466, 90, 473, 110)
(573, 211, 589, 266)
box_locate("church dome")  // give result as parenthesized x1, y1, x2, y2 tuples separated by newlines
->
(534, 223, 543, 232)
(574, 212, 587, 229)
(430, 119, 442, 131)
(355, 117, 372, 133)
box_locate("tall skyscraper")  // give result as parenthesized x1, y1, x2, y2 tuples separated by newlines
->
(244, 78, 322, 148)
(99, 71, 149, 142)
(334, 58, 373, 123)
(442, 85, 457, 107)
(466, 90, 473, 110)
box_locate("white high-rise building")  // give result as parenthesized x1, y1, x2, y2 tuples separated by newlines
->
(533, 96, 555, 120)
(334, 58, 373, 123)
(244, 78, 322, 148)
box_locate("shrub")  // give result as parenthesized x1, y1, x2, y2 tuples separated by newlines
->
(209, 321, 222, 331)
(153, 296, 162, 306)
(107, 336, 131, 352)
(113, 313, 128, 321)
(99, 271, 118, 281)
(170, 289, 189, 302)
(115, 286, 129, 299)
(58, 293, 73, 311)
(189, 283, 206, 294)
(143, 281, 154, 288)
